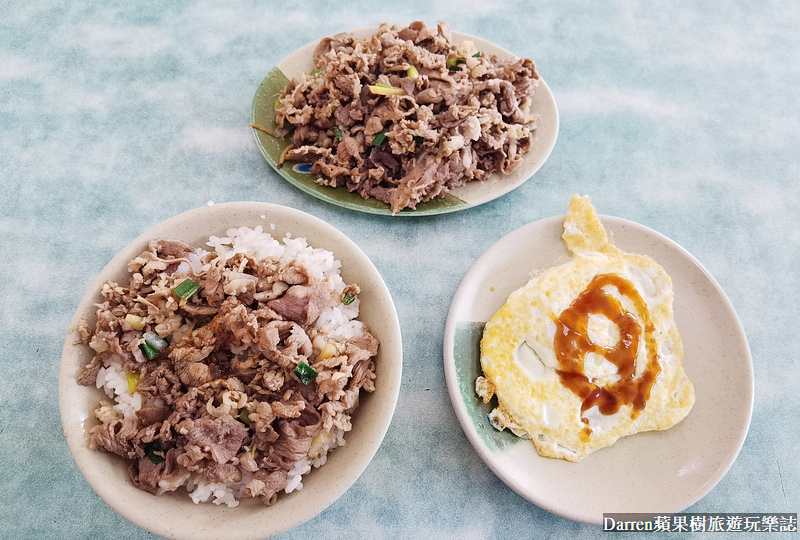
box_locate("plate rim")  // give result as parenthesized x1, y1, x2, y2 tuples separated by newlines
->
(250, 26, 559, 216)
(442, 213, 754, 524)
(58, 201, 403, 539)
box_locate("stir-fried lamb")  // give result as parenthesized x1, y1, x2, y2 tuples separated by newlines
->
(76, 233, 379, 507)
(272, 21, 540, 213)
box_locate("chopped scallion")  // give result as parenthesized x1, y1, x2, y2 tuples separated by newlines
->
(124, 314, 145, 330)
(143, 331, 168, 350)
(294, 361, 318, 385)
(143, 442, 166, 464)
(139, 341, 159, 360)
(407, 65, 419, 78)
(273, 98, 281, 110)
(447, 56, 466, 73)
(310, 66, 325, 76)
(173, 278, 201, 304)
(367, 84, 404, 96)
(238, 408, 251, 426)
(371, 127, 389, 147)
(126, 372, 141, 394)
(334, 126, 343, 141)
(472, 51, 483, 58)
(319, 342, 336, 361)
(413, 135, 424, 146)
(343, 293, 355, 305)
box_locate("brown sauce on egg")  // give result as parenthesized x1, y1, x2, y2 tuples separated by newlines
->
(553, 274, 661, 438)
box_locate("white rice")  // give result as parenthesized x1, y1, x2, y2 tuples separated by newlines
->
(206, 225, 364, 339)
(285, 426, 347, 494)
(95, 360, 141, 419)
(186, 479, 240, 508)
(285, 459, 312, 493)
(100, 226, 362, 505)
(207, 225, 342, 281)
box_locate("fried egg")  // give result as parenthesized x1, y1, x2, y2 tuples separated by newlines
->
(477, 195, 694, 462)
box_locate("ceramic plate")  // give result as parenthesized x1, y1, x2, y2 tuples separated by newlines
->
(443, 214, 753, 524)
(59, 202, 403, 540)
(250, 27, 558, 216)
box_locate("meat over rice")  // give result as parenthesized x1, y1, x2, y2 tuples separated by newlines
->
(75, 226, 379, 507)
(271, 20, 540, 213)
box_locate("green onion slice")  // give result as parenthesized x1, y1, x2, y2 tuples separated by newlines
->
(143, 442, 166, 464)
(173, 278, 201, 302)
(407, 65, 419, 78)
(124, 314, 145, 330)
(447, 56, 466, 73)
(334, 126, 343, 141)
(371, 127, 389, 147)
(139, 341, 159, 360)
(238, 409, 251, 426)
(126, 372, 141, 394)
(143, 332, 168, 350)
(367, 84, 404, 96)
(294, 361, 318, 385)
(472, 51, 483, 58)
(310, 67, 325, 76)
(343, 293, 355, 305)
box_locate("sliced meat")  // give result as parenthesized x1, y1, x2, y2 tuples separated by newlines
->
(184, 415, 248, 465)
(267, 283, 330, 325)
(131, 448, 191, 495)
(274, 21, 539, 213)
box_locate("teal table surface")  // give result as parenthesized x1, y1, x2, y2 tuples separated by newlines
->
(2, 1, 797, 538)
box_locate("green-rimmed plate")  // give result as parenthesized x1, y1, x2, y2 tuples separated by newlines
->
(250, 27, 558, 216)
(443, 213, 753, 524)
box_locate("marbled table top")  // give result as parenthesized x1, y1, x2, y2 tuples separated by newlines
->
(2, 1, 797, 538)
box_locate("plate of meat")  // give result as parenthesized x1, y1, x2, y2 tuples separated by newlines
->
(250, 21, 559, 216)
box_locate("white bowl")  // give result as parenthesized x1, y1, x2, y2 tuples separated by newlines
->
(59, 202, 403, 539)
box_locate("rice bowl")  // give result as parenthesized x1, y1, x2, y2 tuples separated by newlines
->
(59, 202, 402, 539)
